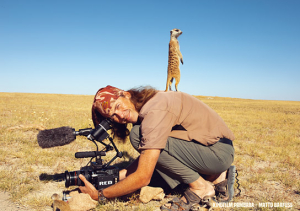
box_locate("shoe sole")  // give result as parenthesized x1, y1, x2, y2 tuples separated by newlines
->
(227, 165, 236, 202)
(212, 165, 236, 203)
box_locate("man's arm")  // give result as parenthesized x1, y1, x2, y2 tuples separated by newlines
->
(79, 149, 161, 200)
(119, 156, 139, 181)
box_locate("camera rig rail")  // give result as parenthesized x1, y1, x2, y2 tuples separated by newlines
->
(65, 119, 123, 190)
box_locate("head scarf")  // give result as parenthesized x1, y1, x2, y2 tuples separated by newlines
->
(92, 85, 124, 118)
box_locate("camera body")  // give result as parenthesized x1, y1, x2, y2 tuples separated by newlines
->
(65, 166, 119, 190)
(63, 119, 122, 190)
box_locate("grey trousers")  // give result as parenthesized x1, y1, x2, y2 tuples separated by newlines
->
(130, 125, 234, 189)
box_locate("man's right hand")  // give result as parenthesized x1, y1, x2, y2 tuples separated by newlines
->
(78, 174, 99, 201)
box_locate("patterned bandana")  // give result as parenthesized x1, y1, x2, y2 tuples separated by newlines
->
(92, 85, 124, 118)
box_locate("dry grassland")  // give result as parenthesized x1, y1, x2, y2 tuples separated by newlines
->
(0, 92, 299, 210)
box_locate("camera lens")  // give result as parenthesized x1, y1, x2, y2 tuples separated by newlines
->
(64, 170, 90, 188)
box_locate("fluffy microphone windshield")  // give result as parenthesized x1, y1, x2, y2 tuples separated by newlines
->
(37, 127, 76, 148)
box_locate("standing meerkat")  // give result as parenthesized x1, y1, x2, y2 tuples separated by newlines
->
(165, 28, 183, 92)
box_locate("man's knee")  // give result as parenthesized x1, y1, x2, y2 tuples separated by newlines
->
(130, 125, 141, 151)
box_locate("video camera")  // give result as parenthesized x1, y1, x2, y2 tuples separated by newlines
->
(63, 119, 122, 190)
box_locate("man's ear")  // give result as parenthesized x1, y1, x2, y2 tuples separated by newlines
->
(123, 91, 131, 99)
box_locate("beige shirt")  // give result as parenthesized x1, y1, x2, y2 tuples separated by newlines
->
(138, 91, 235, 150)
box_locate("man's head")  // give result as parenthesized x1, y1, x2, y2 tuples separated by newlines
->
(92, 85, 139, 124)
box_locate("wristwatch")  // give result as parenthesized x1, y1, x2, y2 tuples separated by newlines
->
(98, 189, 106, 204)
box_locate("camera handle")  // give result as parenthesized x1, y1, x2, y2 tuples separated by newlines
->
(102, 136, 123, 168)
(86, 132, 123, 169)
(75, 119, 123, 169)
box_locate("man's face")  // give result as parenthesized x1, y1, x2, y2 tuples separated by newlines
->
(109, 92, 138, 124)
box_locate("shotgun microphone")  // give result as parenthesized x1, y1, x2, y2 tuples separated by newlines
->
(37, 119, 112, 148)
(37, 126, 76, 148)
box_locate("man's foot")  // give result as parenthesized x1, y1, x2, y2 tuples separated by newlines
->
(161, 188, 214, 211)
(180, 180, 214, 203)
(213, 166, 236, 202)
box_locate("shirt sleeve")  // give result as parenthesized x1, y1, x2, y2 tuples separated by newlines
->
(139, 109, 177, 150)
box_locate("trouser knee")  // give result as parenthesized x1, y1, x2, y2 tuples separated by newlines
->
(130, 125, 141, 151)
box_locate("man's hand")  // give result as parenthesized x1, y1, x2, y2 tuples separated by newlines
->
(78, 149, 160, 199)
(78, 174, 99, 201)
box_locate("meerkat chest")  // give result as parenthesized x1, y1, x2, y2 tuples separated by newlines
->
(169, 39, 180, 54)
(169, 46, 180, 59)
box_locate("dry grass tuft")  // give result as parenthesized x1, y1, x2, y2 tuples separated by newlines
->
(0, 93, 299, 210)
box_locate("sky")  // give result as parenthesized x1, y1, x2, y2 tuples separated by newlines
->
(1, 0, 299, 101)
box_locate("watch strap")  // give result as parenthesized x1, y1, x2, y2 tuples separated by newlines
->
(98, 189, 106, 204)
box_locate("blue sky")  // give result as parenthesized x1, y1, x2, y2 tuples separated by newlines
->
(1, 0, 299, 101)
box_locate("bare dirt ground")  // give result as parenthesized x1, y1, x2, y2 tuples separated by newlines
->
(0, 192, 28, 211)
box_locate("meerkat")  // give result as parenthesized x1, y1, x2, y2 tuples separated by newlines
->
(51, 193, 71, 211)
(165, 28, 183, 92)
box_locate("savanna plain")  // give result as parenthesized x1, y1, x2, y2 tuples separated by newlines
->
(0, 92, 299, 211)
